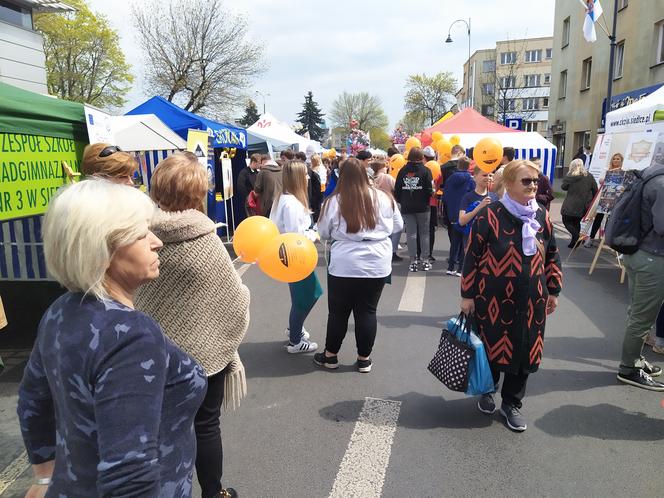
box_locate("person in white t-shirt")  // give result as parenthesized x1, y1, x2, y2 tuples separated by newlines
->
(270, 161, 321, 354)
(314, 158, 403, 373)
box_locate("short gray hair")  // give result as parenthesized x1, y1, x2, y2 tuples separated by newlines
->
(43, 179, 155, 301)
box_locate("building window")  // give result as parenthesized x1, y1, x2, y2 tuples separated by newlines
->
(524, 122, 538, 132)
(524, 98, 540, 111)
(499, 76, 516, 88)
(481, 105, 494, 116)
(559, 70, 567, 98)
(581, 57, 592, 90)
(657, 20, 664, 64)
(500, 52, 517, 65)
(482, 60, 496, 73)
(524, 74, 540, 87)
(562, 17, 571, 47)
(543, 97, 549, 108)
(618, 0, 628, 10)
(499, 99, 516, 112)
(614, 41, 625, 79)
(0, 0, 33, 29)
(525, 50, 542, 63)
(546, 48, 553, 59)
(482, 83, 495, 95)
(544, 73, 551, 85)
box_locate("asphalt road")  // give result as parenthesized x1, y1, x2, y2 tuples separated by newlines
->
(1, 208, 663, 497)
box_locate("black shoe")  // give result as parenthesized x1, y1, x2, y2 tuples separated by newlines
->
(499, 402, 527, 432)
(357, 358, 372, 373)
(427, 256, 436, 262)
(392, 253, 404, 262)
(477, 393, 496, 414)
(217, 489, 238, 498)
(617, 369, 664, 391)
(641, 358, 662, 377)
(313, 352, 339, 369)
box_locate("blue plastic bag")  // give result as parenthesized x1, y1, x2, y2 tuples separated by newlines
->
(447, 314, 495, 396)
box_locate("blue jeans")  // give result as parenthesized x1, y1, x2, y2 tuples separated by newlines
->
(447, 225, 465, 271)
(288, 282, 319, 344)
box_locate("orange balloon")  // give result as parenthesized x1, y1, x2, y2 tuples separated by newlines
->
(405, 136, 421, 151)
(473, 137, 503, 173)
(257, 233, 318, 283)
(233, 216, 280, 263)
(389, 154, 406, 178)
(431, 131, 444, 142)
(425, 160, 441, 181)
(435, 138, 452, 158)
(450, 135, 461, 145)
(439, 152, 452, 164)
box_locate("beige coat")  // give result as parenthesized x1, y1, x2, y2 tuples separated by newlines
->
(135, 209, 250, 409)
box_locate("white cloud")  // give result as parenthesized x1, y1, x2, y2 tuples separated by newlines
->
(87, 0, 555, 130)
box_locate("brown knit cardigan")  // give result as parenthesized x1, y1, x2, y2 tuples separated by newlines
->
(135, 209, 250, 409)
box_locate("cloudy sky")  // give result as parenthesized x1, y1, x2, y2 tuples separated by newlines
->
(88, 0, 556, 129)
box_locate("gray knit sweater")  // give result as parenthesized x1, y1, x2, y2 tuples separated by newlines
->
(135, 208, 250, 409)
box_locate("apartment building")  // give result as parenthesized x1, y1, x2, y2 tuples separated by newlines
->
(457, 36, 553, 137)
(548, 0, 664, 169)
(0, 0, 74, 93)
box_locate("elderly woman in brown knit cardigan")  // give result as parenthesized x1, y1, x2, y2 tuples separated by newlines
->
(135, 152, 249, 498)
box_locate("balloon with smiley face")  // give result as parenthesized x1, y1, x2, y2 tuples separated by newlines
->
(473, 137, 503, 173)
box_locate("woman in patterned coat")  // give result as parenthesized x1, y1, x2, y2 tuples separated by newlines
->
(460, 160, 562, 432)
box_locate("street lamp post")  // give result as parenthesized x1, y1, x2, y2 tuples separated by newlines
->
(445, 18, 472, 109)
(255, 90, 270, 114)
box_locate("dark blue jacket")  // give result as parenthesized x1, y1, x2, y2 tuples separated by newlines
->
(443, 170, 475, 223)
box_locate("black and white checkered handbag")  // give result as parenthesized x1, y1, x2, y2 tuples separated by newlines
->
(427, 325, 475, 392)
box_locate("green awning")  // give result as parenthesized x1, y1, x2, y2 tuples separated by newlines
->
(654, 110, 664, 122)
(0, 81, 87, 141)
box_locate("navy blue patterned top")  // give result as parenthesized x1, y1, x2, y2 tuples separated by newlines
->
(17, 292, 207, 497)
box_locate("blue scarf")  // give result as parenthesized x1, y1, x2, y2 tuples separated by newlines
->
(500, 192, 540, 256)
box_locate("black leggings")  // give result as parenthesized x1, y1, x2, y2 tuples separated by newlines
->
(491, 367, 529, 408)
(562, 215, 582, 247)
(325, 274, 386, 357)
(589, 213, 604, 239)
(195, 369, 226, 498)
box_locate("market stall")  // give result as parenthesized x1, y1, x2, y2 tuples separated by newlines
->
(247, 113, 323, 154)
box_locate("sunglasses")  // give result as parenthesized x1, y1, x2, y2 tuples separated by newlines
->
(520, 177, 539, 187)
(99, 145, 122, 158)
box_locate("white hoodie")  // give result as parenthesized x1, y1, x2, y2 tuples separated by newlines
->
(269, 193, 313, 235)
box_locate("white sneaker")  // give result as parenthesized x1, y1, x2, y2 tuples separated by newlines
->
(454, 271, 463, 277)
(285, 327, 310, 341)
(446, 269, 455, 276)
(286, 339, 318, 354)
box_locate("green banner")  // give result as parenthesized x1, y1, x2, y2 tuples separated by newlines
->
(0, 132, 84, 221)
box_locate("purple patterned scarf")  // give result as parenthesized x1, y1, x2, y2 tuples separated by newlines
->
(500, 192, 540, 256)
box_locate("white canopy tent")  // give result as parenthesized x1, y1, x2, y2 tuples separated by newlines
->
(247, 113, 322, 153)
(605, 86, 664, 134)
(453, 132, 558, 181)
(111, 114, 186, 151)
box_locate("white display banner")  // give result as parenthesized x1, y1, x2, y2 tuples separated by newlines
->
(84, 105, 114, 144)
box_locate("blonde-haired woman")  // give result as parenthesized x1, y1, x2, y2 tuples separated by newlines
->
(561, 158, 598, 248)
(81, 143, 138, 186)
(270, 160, 322, 353)
(311, 154, 327, 191)
(134, 152, 249, 498)
(18, 179, 207, 496)
(585, 152, 624, 247)
(461, 160, 562, 432)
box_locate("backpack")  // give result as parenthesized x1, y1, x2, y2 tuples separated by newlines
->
(604, 170, 664, 254)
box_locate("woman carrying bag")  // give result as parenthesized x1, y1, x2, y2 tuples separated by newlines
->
(270, 160, 322, 353)
(314, 158, 403, 372)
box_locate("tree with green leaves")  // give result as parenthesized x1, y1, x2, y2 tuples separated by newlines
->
(330, 91, 389, 134)
(296, 91, 326, 142)
(238, 99, 260, 127)
(369, 127, 392, 151)
(404, 72, 457, 126)
(399, 110, 428, 136)
(34, 0, 133, 110)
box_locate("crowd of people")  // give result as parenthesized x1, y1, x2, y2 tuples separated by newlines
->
(13, 135, 664, 497)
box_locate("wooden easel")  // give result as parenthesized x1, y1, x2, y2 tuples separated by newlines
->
(588, 237, 626, 284)
(61, 161, 81, 183)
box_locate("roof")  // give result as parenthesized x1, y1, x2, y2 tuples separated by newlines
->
(126, 96, 248, 149)
(423, 107, 520, 135)
(22, 0, 76, 12)
(0, 81, 86, 141)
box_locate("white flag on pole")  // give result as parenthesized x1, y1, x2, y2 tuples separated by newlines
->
(580, 0, 604, 43)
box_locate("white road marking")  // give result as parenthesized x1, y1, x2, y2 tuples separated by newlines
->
(398, 273, 426, 312)
(237, 263, 251, 277)
(0, 450, 28, 495)
(329, 397, 401, 498)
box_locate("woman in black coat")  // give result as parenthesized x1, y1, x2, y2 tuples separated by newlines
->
(560, 159, 598, 248)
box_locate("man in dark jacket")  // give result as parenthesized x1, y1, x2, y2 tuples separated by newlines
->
(617, 158, 664, 391)
(236, 153, 261, 215)
(442, 157, 474, 275)
(395, 147, 433, 272)
(254, 158, 282, 217)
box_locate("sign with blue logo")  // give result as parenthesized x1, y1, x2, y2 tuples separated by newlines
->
(504, 118, 523, 130)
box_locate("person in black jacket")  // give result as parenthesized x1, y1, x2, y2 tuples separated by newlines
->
(395, 147, 433, 272)
(560, 158, 598, 248)
(236, 153, 261, 215)
(296, 151, 323, 222)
